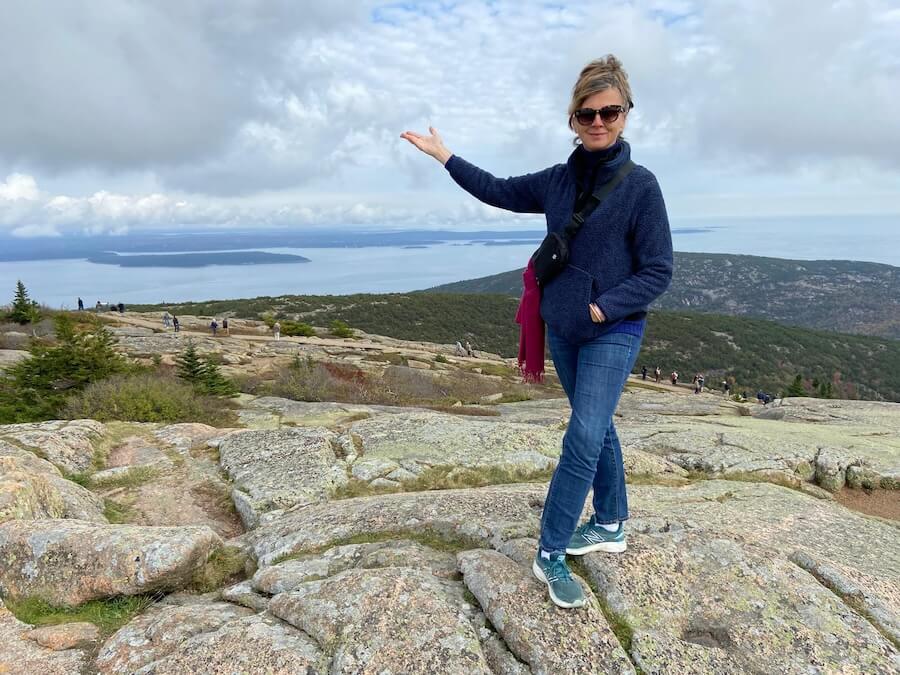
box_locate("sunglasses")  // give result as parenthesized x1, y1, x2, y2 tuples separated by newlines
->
(573, 105, 627, 126)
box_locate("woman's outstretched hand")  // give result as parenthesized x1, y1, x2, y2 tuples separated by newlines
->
(400, 126, 453, 166)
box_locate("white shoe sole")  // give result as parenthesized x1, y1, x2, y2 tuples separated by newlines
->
(532, 559, 585, 609)
(566, 540, 627, 556)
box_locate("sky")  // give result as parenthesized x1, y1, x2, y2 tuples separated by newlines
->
(1, 0, 899, 239)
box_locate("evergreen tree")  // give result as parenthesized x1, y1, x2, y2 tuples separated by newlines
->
(200, 359, 238, 397)
(8, 280, 41, 325)
(174, 341, 237, 397)
(0, 314, 128, 422)
(175, 341, 206, 384)
(785, 374, 807, 397)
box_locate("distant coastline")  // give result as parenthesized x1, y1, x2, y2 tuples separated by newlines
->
(88, 251, 311, 268)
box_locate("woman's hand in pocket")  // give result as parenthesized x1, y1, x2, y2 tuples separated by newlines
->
(589, 303, 606, 323)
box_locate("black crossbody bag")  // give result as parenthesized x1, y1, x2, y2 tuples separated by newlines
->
(531, 159, 635, 287)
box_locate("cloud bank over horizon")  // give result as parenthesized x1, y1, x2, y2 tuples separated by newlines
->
(1, 0, 899, 237)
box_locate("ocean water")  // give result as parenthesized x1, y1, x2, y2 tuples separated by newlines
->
(2, 241, 540, 308)
(2, 214, 897, 309)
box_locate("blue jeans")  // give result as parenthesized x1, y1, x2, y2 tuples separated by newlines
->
(539, 329, 641, 555)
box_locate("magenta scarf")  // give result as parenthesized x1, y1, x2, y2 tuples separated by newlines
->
(515, 259, 544, 382)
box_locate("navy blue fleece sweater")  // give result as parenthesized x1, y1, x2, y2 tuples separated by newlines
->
(445, 140, 673, 344)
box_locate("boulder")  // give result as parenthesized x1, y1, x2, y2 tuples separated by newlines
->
(458, 549, 634, 674)
(218, 427, 348, 529)
(0, 419, 104, 474)
(0, 441, 106, 523)
(0, 348, 29, 367)
(96, 599, 253, 674)
(132, 613, 326, 674)
(239, 484, 544, 567)
(0, 599, 88, 674)
(0, 519, 222, 605)
(252, 539, 457, 595)
(27, 622, 100, 650)
(577, 529, 899, 673)
(345, 411, 561, 478)
(269, 567, 491, 674)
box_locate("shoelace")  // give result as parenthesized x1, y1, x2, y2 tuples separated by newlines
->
(546, 558, 573, 584)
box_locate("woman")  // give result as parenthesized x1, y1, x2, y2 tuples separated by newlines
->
(402, 55, 673, 609)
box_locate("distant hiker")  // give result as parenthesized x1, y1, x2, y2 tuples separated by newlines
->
(95, 300, 102, 311)
(722, 380, 731, 396)
(273, 322, 281, 340)
(172, 316, 180, 332)
(697, 374, 704, 393)
(402, 55, 673, 610)
(162, 311, 171, 328)
(210, 319, 218, 336)
(641, 365, 647, 380)
(77, 297, 84, 311)
(654, 366, 661, 383)
(117, 302, 125, 314)
(222, 318, 229, 335)
(671, 371, 678, 386)
(455, 340, 465, 356)
(465, 340, 474, 357)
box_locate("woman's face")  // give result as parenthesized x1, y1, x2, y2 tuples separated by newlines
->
(573, 89, 628, 151)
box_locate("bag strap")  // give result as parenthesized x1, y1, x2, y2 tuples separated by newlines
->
(563, 159, 635, 240)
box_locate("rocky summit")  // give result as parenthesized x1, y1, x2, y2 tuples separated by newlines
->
(0, 312, 898, 673)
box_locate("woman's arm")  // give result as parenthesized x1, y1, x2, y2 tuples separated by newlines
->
(592, 176, 674, 321)
(401, 126, 548, 214)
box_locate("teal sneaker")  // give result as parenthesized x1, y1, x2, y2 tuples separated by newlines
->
(566, 516, 626, 555)
(532, 552, 585, 609)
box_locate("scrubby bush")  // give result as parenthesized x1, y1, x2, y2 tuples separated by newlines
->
(280, 320, 315, 337)
(329, 319, 354, 338)
(62, 372, 238, 425)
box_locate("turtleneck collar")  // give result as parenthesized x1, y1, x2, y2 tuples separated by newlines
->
(567, 139, 630, 194)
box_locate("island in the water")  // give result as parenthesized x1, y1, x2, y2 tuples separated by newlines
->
(88, 251, 311, 268)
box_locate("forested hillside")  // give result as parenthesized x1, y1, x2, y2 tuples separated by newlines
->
(429, 252, 900, 339)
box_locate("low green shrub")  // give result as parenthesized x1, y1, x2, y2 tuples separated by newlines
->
(329, 319, 354, 338)
(62, 372, 238, 426)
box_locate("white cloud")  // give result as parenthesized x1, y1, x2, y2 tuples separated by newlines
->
(0, 0, 898, 236)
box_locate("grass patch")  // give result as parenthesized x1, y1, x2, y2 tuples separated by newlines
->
(103, 497, 137, 523)
(332, 464, 555, 500)
(625, 472, 692, 487)
(423, 404, 501, 417)
(271, 528, 481, 565)
(90, 465, 159, 489)
(4, 595, 158, 638)
(362, 352, 408, 366)
(434, 354, 449, 364)
(190, 546, 250, 593)
(463, 362, 517, 378)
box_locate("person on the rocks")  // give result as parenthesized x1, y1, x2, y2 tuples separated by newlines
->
(273, 321, 281, 340)
(402, 55, 673, 609)
(77, 297, 84, 311)
(172, 315, 180, 332)
(222, 317, 229, 336)
(210, 319, 218, 336)
(641, 365, 647, 380)
(162, 311, 171, 329)
(465, 340, 474, 357)
(671, 371, 678, 386)
(654, 365, 661, 383)
(455, 340, 465, 356)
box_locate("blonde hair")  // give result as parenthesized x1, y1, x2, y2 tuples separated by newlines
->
(567, 55, 634, 137)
